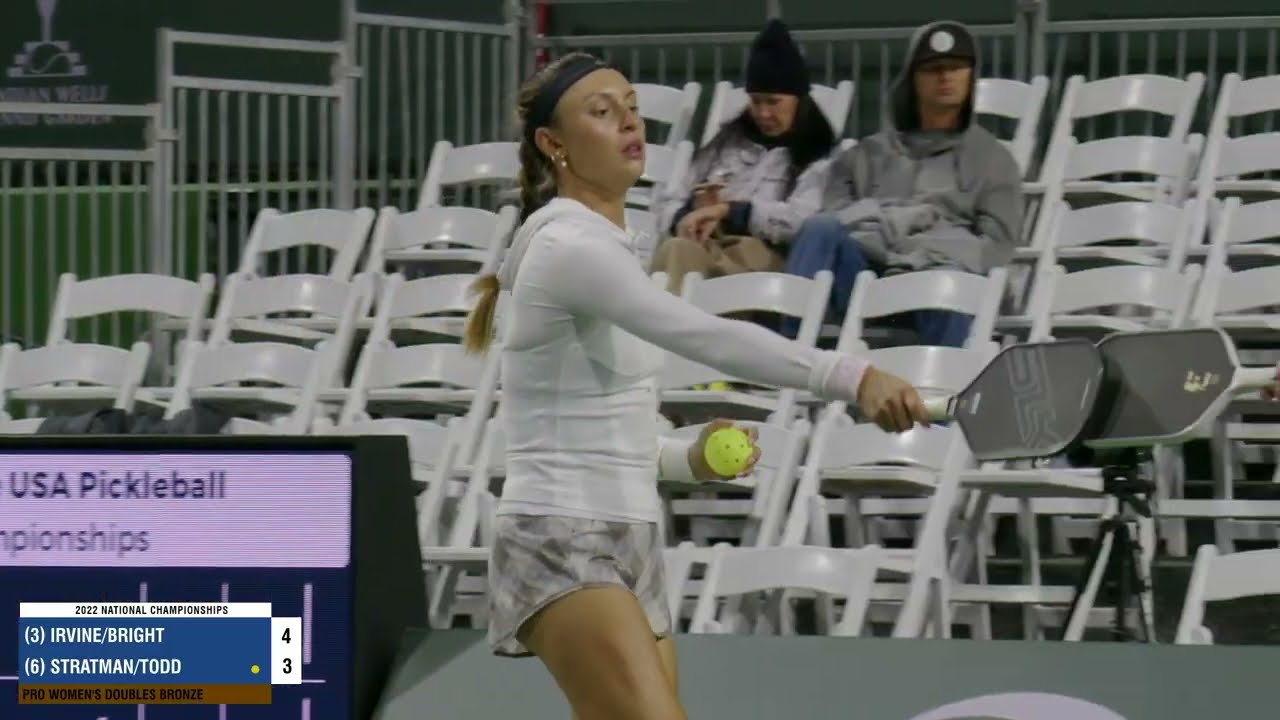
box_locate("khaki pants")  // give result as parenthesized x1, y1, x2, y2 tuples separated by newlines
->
(649, 234, 785, 294)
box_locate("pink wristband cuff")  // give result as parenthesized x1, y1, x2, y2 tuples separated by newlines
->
(820, 354, 871, 405)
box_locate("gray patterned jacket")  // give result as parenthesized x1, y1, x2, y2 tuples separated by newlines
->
(654, 131, 832, 246)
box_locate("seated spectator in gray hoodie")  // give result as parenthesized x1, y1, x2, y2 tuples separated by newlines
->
(651, 19, 838, 294)
(783, 21, 1022, 346)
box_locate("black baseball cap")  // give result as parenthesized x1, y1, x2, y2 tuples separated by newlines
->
(910, 22, 976, 68)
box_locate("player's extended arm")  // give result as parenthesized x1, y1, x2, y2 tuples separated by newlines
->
(538, 226, 870, 403)
(657, 435, 697, 483)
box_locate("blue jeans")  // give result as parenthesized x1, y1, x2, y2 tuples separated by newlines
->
(782, 215, 973, 347)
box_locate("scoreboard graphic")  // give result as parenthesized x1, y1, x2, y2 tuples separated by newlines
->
(0, 450, 355, 720)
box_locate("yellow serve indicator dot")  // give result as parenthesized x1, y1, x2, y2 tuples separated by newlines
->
(251, 664, 260, 674)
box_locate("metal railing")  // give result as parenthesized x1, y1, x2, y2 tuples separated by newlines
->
(1043, 15, 1280, 135)
(157, 29, 354, 281)
(0, 102, 165, 349)
(350, 10, 519, 211)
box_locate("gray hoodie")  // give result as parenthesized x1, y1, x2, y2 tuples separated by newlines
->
(820, 21, 1023, 274)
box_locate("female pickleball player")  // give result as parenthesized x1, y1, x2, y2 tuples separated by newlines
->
(462, 53, 930, 720)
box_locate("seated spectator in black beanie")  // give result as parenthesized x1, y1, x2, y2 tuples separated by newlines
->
(651, 19, 838, 294)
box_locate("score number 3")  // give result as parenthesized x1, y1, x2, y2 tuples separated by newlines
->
(270, 617, 303, 685)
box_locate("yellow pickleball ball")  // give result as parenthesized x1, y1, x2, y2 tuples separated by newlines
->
(703, 426, 753, 477)
(251, 664, 260, 674)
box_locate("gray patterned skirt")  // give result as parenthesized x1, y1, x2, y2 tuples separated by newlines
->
(487, 513, 673, 657)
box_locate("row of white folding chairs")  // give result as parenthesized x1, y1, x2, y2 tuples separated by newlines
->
(3, 261, 840, 450)
(1027, 69, 1280, 235)
(15, 255, 1078, 447)
(682, 536, 1280, 643)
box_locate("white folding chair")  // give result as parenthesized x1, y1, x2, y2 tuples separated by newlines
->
(1192, 230, 1280, 336)
(700, 80, 855, 146)
(238, 207, 375, 280)
(629, 140, 695, 209)
(1175, 544, 1280, 644)
(657, 270, 833, 426)
(164, 340, 331, 434)
(1187, 253, 1280, 550)
(1196, 72, 1280, 201)
(1188, 196, 1280, 270)
(317, 416, 455, 491)
(1016, 198, 1203, 281)
(1036, 133, 1199, 215)
(688, 545, 882, 636)
(1024, 263, 1201, 338)
(422, 416, 506, 629)
(0, 341, 150, 423)
(206, 271, 374, 345)
(365, 205, 518, 276)
(47, 271, 214, 347)
(634, 81, 701, 147)
(48, 271, 215, 385)
(838, 267, 1007, 350)
(974, 75, 1049, 177)
(663, 541, 724, 628)
(356, 272, 485, 345)
(417, 140, 520, 209)
(1034, 73, 1205, 202)
(334, 290, 501, 465)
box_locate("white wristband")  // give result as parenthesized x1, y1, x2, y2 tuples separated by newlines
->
(658, 438, 699, 484)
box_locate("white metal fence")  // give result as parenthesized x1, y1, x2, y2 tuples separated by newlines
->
(157, 30, 354, 281)
(0, 102, 164, 349)
(351, 12, 518, 211)
(1042, 15, 1280, 138)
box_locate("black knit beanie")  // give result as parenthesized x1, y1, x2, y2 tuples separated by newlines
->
(745, 19, 810, 96)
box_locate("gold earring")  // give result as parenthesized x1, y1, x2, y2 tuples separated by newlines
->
(554, 152, 568, 168)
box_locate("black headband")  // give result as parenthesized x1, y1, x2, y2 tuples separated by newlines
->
(523, 56, 612, 144)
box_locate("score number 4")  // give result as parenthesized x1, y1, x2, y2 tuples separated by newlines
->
(270, 617, 303, 685)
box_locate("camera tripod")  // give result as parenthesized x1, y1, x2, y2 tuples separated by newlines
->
(1058, 448, 1158, 643)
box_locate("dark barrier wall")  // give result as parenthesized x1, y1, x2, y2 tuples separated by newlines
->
(374, 629, 1276, 720)
(548, 0, 1280, 33)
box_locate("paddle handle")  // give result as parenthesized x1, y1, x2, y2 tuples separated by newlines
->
(1235, 366, 1277, 391)
(922, 395, 954, 422)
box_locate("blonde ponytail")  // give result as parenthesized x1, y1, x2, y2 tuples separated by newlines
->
(463, 274, 501, 354)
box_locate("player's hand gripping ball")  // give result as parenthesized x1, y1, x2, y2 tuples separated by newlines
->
(692, 420, 760, 480)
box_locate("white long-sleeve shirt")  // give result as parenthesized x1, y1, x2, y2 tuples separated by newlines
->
(496, 198, 869, 523)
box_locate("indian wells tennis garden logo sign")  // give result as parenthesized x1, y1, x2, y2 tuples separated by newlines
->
(1, 0, 111, 127)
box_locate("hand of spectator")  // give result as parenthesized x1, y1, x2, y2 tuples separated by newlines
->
(1264, 364, 1280, 401)
(676, 211, 713, 245)
(856, 366, 930, 433)
(677, 203, 730, 247)
(686, 418, 761, 482)
(692, 182, 723, 209)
